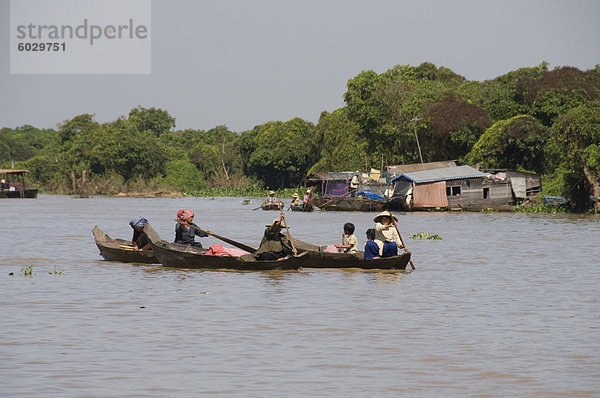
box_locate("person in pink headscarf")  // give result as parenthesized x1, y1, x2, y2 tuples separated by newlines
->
(175, 209, 212, 247)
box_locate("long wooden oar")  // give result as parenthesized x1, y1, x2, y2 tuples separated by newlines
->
(280, 215, 297, 254)
(390, 213, 415, 270)
(175, 220, 257, 253)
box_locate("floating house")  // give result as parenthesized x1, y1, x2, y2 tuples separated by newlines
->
(389, 165, 541, 211)
(305, 171, 389, 211)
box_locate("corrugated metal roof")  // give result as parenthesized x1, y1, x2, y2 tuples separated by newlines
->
(307, 172, 357, 181)
(391, 165, 486, 183)
(386, 160, 456, 175)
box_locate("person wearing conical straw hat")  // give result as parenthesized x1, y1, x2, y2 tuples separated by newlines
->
(373, 211, 403, 257)
(291, 193, 300, 206)
(264, 190, 284, 209)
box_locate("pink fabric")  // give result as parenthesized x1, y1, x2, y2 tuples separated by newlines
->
(324, 244, 340, 253)
(206, 244, 248, 256)
(177, 209, 195, 222)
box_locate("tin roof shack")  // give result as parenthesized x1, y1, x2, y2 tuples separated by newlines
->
(389, 165, 487, 211)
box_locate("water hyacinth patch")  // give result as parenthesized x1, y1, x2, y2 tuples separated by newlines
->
(410, 232, 442, 240)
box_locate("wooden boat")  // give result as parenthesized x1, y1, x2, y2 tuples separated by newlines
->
(290, 204, 314, 212)
(261, 201, 284, 210)
(143, 224, 304, 271)
(300, 250, 411, 270)
(92, 225, 158, 263)
(313, 196, 388, 212)
(290, 237, 411, 270)
(0, 169, 38, 199)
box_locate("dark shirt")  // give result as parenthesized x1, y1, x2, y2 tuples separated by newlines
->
(254, 223, 293, 257)
(364, 240, 380, 260)
(132, 229, 150, 249)
(175, 222, 208, 245)
(0, 182, 9, 190)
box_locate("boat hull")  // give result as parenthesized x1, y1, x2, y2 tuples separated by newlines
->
(290, 204, 314, 212)
(314, 196, 388, 212)
(261, 202, 283, 210)
(92, 225, 158, 264)
(144, 224, 303, 271)
(300, 250, 411, 269)
(0, 188, 38, 199)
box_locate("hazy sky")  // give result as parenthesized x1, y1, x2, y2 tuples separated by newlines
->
(1, 0, 599, 132)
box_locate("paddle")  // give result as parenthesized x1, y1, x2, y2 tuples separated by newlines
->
(279, 213, 297, 255)
(175, 220, 258, 253)
(390, 213, 415, 270)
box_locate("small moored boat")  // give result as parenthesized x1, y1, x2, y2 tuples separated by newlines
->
(290, 204, 314, 212)
(0, 169, 38, 199)
(261, 202, 283, 210)
(92, 225, 158, 263)
(144, 224, 305, 271)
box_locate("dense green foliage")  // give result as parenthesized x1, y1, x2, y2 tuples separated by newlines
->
(465, 115, 549, 172)
(2, 63, 599, 209)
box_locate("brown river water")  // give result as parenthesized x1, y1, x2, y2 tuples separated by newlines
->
(1, 195, 599, 397)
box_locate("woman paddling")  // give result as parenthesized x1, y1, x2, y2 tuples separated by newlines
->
(175, 209, 213, 247)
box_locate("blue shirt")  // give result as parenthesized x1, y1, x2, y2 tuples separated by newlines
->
(364, 240, 380, 260)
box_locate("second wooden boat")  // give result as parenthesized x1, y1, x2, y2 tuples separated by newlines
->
(143, 224, 305, 271)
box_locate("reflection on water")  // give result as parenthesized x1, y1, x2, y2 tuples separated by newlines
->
(1, 195, 599, 396)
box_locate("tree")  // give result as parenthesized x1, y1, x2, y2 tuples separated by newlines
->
(128, 106, 176, 136)
(550, 104, 600, 208)
(308, 109, 368, 173)
(465, 115, 549, 173)
(344, 63, 468, 163)
(0, 125, 58, 164)
(422, 93, 491, 161)
(87, 120, 166, 180)
(468, 64, 547, 122)
(516, 66, 600, 126)
(246, 118, 317, 188)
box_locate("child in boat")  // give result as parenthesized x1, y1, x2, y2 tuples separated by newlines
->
(175, 209, 213, 247)
(129, 216, 151, 251)
(364, 228, 380, 259)
(334, 222, 359, 254)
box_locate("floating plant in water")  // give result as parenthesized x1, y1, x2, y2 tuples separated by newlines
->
(409, 232, 442, 240)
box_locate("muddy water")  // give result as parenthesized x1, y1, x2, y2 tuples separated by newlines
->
(1, 195, 599, 396)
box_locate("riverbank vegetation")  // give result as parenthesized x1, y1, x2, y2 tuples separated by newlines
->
(1, 62, 599, 210)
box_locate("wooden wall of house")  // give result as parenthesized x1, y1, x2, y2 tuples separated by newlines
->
(446, 178, 513, 210)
